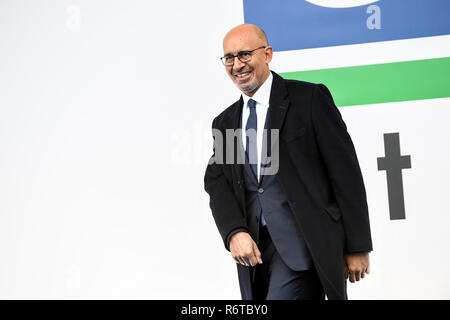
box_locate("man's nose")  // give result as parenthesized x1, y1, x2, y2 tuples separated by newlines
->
(232, 57, 246, 73)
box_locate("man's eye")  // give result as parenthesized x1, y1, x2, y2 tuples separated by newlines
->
(225, 56, 234, 61)
(239, 51, 251, 58)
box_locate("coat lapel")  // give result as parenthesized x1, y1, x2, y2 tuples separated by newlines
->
(260, 72, 290, 182)
(267, 74, 290, 130)
(222, 96, 245, 183)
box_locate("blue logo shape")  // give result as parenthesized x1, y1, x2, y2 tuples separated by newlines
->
(243, 0, 450, 51)
(305, 0, 379, 8)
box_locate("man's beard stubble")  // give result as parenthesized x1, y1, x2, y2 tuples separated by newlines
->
(239, 77, 259, 95)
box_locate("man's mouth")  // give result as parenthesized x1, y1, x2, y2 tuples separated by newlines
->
(235, 72, 251, 78)
(233, 70, 253, 81)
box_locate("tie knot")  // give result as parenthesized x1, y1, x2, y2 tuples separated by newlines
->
(248, 99, 256, 109)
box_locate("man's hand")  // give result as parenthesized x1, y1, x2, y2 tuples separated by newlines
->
(344, 252, 370, 283)
(229, 232, 263, 267)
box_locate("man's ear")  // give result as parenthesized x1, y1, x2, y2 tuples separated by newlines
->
(265, 46, 274, 64)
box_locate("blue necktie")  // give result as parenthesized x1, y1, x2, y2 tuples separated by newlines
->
(245, 99, 267, 226)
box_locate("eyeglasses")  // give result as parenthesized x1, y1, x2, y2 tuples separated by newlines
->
(220, 46, 266, 66)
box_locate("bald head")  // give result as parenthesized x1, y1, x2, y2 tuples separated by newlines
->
(223, 24, 268, 48)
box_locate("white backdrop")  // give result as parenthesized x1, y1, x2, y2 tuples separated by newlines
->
(0, 0, 449, 299)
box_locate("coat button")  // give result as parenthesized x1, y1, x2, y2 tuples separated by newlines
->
(258, 188, 264, 194)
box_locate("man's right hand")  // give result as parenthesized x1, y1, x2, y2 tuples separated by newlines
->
(229, 232, 263, 267)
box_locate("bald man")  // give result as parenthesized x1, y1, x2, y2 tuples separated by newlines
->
(204, 24, 372, 300)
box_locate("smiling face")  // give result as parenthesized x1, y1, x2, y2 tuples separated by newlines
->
(222, 24, 273, 96)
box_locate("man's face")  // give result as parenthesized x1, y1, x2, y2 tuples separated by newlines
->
(222, 29, 272, 96)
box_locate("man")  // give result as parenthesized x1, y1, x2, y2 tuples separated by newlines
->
(204, 24, 372, 300)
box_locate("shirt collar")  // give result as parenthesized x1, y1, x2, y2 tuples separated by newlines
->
(242, 72, 273, 108)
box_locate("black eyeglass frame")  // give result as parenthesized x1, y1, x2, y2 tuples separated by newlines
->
(220, 46, 267, 66)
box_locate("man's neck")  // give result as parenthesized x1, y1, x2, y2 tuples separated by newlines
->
(244, 70, 271, 97)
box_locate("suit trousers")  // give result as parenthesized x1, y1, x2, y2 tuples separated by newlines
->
(253, 224, 325, 300)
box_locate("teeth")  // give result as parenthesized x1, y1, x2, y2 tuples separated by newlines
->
(236, 72, 250, 78)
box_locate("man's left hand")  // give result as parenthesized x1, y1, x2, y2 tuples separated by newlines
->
(344, 252, 370, 283)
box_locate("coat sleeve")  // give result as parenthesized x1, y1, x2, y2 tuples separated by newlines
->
(311, 84, 373, 253)
(204, 118, 248, 251)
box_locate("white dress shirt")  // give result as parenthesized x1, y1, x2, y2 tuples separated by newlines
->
(241, 72, 273, 182)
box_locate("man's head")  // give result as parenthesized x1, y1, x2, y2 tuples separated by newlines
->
(222, 24, 273, 96)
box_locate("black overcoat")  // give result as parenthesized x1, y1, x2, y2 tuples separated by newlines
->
(204, 71, 372, 300)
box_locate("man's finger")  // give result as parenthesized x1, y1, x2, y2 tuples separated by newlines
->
(355, 270, 361, 281)
(242, 256, 251, 266)
(246, 249, 258, 266)
(236, 257, 246, 266)
(253, 242, 263, 264)
(248, 255, 258, 267)
(349, 271, 356, 283)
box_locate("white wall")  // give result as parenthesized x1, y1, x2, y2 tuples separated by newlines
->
(0, 0, 449, 299)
